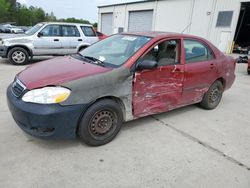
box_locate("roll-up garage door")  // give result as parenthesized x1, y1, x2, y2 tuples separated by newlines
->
(101, 13, 113, 35)
(128, 10, 153, 32)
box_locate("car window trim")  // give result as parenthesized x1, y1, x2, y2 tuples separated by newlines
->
(40, 24, 62, 37)
(183, 38, 216, 64)
(81, 26, 97, 37)
(131, 37, 183, 72)
(61, 25, 80, 37)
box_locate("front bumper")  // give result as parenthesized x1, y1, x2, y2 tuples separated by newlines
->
(0, 46, 8, 58)
(7, 85, 87, 139)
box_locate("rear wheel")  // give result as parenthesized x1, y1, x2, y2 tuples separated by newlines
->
(8, 47, 29, 65)
(78, 99, 123, 146)
(200, 81, 223, 110)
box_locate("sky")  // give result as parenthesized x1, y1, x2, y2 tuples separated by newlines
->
(17, 0, 141, 23)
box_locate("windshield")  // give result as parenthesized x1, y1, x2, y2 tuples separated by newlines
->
(25, 23, 44, 36)
(79, 34, 152, 67)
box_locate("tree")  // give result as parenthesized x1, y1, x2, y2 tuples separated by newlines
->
(0, 0, 11, 23)
(0, 0, 92, 27)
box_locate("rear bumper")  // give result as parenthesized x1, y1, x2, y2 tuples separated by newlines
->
(0, 46, 7, 58)
(7, 85, 87, 139)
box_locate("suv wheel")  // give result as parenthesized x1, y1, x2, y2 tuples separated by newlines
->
(8, 47, 29, 65)
(78, 99, 123, 146)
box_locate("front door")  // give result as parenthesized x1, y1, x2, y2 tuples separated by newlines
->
(181, 39, 219, 105)
(133, 39, 184, 118)
(33, 24, 62, 55)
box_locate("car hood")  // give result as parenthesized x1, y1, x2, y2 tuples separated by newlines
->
(0, 34, 27, 40)
(17, 56, 112, 90)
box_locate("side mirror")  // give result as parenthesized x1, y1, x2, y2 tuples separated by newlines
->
(136, 60, 158, 71)
(37, 32, 43, 37)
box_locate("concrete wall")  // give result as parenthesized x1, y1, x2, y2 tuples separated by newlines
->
(98, 0, 250, 53)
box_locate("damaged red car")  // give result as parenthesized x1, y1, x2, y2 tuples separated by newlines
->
(7, 32, 236, 146)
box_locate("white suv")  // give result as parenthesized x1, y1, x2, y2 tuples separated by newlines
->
(0, 22, 99, 65)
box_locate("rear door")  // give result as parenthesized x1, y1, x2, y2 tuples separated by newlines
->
(33, 24, 62, 55)
(133, 39, 184, 118)
(181, 39, 219, 104)
(60, 25, 82, 54)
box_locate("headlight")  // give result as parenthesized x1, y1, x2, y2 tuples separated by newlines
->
(22, 87, 71, 104)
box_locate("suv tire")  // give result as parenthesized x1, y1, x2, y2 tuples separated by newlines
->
(8, 47, 29, 65)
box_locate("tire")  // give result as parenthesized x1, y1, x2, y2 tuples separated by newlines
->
(200, 81, 223, 110)
(78, 99, 123, 146)
(8, 47, 29, 65)
(248, 70, 250, 75)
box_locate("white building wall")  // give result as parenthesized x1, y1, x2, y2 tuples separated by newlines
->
(98, 0, 250, 53)
(154, 0, 193, 33)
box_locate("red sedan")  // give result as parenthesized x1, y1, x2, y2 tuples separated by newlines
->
(7, 32, 236, 146)
(96, 31, 108, 40)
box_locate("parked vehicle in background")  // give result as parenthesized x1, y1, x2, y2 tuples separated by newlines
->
(0, 24, 24, 33)
(96, 31, 108, 40)
(19, 26, 32, 32)
(7, 32, 236, 146)
(0, 24, 11, 33)
(0, 22, 98, 65)
(7, 25, 24, 33)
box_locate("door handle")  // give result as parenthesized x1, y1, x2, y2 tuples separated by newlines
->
(78, 39, 83, 41)
(54, 39, 59, 42)
(172, 66, 182, 73)
(210, 63, 215, 69)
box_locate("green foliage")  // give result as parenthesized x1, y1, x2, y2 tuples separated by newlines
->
(0, 0, 93, 26)
(57, 17, 90, 24)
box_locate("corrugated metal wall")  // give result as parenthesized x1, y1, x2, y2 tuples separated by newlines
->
(98, 0, 249, 52)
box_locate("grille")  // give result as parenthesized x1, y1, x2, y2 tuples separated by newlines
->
(11, 79, 26, 97)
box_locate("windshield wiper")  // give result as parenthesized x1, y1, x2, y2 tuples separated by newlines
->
(82, 56, 105, 67)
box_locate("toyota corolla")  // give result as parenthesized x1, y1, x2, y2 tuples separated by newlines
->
(7, 32, 236, 146)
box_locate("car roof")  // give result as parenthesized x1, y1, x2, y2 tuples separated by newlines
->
(122, 31, 203, 40)
(40, 22, 93, 27)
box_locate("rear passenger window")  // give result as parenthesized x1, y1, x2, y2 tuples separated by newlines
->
(184, 40, 214, 63)
(62, 26, 80, 37)
(81, 26, 96, 37)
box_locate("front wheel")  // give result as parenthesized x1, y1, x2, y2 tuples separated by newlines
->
(200, 81, 223, 110)
(78, 99, 123, 146)
(8, 47, 29, 65)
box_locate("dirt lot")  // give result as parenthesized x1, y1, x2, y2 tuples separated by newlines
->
(0, 57, 250, 188)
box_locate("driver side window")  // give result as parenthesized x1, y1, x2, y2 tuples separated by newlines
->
(40, 25, 61, 37)
(140, 39, 180, 66)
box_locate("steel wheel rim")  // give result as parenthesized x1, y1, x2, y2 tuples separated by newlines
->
(12, 51, 26, 64)
(209, 87, 221, 103)
(89, 109, 118, 140)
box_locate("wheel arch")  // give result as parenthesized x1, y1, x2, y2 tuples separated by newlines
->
(94, 96, 126, 121)
(7, 45, 33, 57)
(76, 95, 126, 136)
(216, 77, 226, 90)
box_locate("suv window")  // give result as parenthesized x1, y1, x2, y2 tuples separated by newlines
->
(81, 26, 96, 37)
(41, 25, 61, 37)
(62, 25, 80, 37)
(141, 40, 180, 66)
(184, 40, 214, 63)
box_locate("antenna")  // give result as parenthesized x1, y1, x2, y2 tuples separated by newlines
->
(181, 22, 192, 34)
